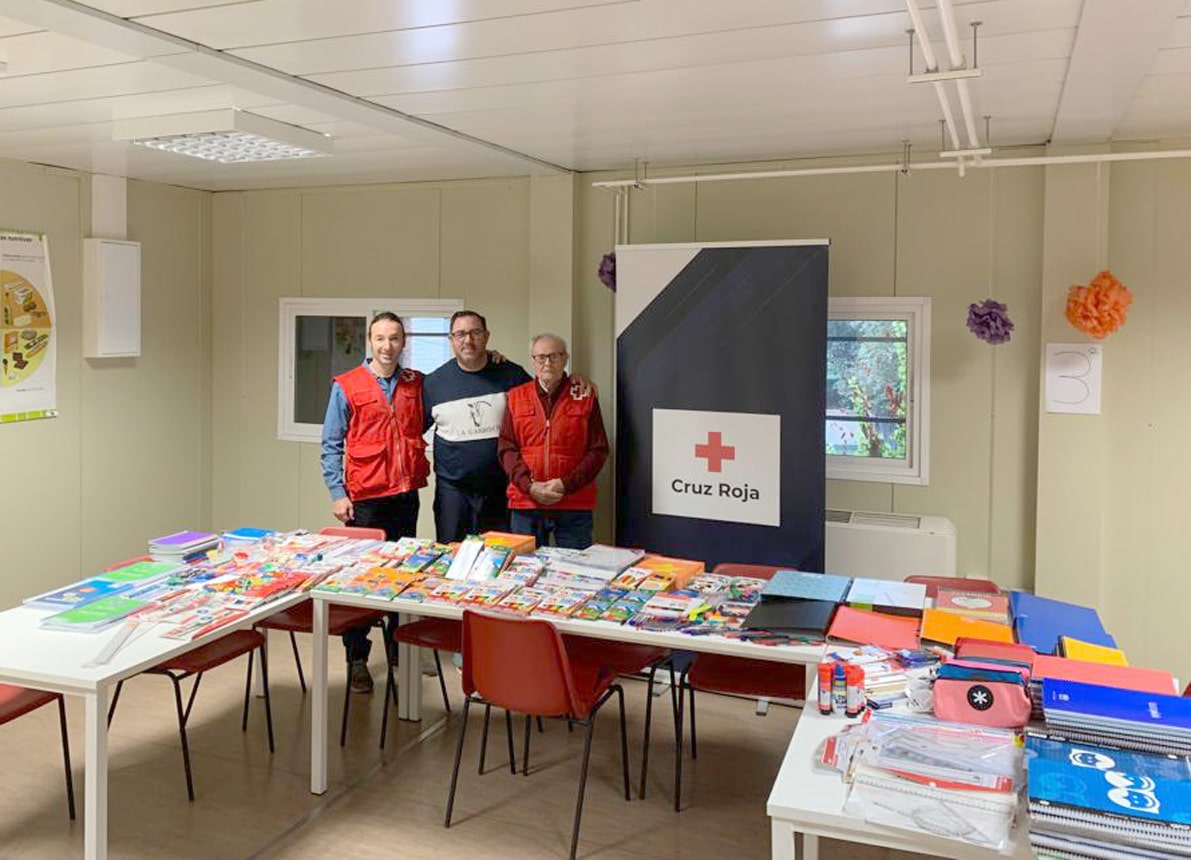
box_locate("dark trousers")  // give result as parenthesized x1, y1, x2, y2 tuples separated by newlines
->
(342, 490, 419, 662)
(432, 479, 510, 543)
(509, 509, 594, 550)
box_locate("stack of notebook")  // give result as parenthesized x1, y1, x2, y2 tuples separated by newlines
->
(742, 570, 848, 638)
(1026, 734, 1191, 859)
(149, 530, 220, 563)
(1028, 655, 1176, 722)
(1040, 678, 1191, 757)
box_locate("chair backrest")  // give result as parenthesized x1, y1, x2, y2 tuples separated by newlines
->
(103, 555, 152, 572)
(711, 562, 786, 581)
(461, 610, 584, 718)
(903, 575, 1000, 599)
(318, 526, 387, 541)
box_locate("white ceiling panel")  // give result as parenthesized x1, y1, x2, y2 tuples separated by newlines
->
(0, 29, 175, 75)
(0, 13, 41, 37)
(0, 61, 212, 110)
(82, 1, 254, 16)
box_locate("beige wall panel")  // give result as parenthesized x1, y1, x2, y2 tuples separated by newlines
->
(0, 162, 83, 607)
(79, 181, 211, 567)
(893, 169, 994, 576)
(987, 167, 1044, 590)
(528, 174, 578, 345)
(235, 192, 304, 531)
(210, 192, 246, 530)
(299, 186, 441, 300)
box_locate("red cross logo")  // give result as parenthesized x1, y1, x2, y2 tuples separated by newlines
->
(694, 431, 735, 473)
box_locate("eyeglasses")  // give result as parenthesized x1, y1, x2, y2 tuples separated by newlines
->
(450, 328, 487, 342)
(531, 352, 566, 365)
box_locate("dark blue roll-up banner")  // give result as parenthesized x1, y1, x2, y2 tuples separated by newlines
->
(615, 241, 828, 570)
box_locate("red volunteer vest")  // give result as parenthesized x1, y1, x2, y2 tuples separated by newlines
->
(505, 380, 597, 511)
(336, 365, 429, 502)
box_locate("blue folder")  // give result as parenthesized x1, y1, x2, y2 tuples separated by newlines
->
(761, 570, 851, 603)
(1042, 678, 1191, 731)
(1009, 591, 1115, 654)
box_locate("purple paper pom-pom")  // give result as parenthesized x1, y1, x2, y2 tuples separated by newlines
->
(598, 251, 616, 291)
(967, 298, 1014, 345)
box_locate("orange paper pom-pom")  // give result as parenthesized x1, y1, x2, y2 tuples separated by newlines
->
(1065, 270, 1133, 339)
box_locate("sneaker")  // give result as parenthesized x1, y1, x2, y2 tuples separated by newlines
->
(349, 660, 374, 694)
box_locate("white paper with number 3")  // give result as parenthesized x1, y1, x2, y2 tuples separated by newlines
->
(1045, 343, 1102, 415)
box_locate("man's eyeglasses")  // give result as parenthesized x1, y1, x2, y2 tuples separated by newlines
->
(450, 328, 487, 342)
(531, 352, 566, 365)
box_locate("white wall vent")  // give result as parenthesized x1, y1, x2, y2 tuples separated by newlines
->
(824, 509, 956, 580)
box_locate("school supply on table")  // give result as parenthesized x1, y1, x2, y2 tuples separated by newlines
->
(1009, 591, 1115, 654)
(1040, 678, 1191, 756)
(933, 587, 1010, 624)
(40, 595, 149, 632)
(24, 577, 133, 610)
(221, 527, 274, 546)
(1059, 636, 1129, 666)
(934, 658, 1032, 728)
(1025, 735, 1191, 857)
(742, 598, 837, 637)
(148, 530, 221, 562)
(845, 578, 927, 616)
(618, 554, 704, 590)
(827, 605, 921, 651)
(445, 535, 485, 581)
(95, 560, 181, 584)
(920, 607, 1013, 646)
(478, 530, 537, 556)
(761, 570, 851, 603)
(954, 637, 1037, 664)
(82, 621, 140, 667)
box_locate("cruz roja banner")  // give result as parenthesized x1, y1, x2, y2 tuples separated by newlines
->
(615, 241, 828, 570)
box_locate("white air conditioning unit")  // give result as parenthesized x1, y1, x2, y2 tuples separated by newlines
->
(824, 509, 956, 580)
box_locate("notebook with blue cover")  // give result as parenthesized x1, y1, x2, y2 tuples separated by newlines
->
(24, 577, 133, 610)
(761, 570, 851, 603)
(1026, 735, 1191, 828)
(1043, 679, 1191, 732)
(1009, 591, 1115, 654)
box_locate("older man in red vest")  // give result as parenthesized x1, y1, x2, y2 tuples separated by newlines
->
(497, 333, 608, 548)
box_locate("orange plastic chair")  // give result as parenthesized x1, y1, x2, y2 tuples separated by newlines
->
(257, 526, 389, 746)
(903, 575, 1000, 599)
(108, 630, 272, 801)
(0, 685, 74, 819)
(445, 611, 631, 860)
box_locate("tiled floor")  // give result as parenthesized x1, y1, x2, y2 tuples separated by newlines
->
(0, 636, 936, 859)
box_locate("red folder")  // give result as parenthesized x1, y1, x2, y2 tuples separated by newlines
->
(955, 637, 1037, 665)
(1031, 654, 1176, 694)
(827, 605, 920, 650)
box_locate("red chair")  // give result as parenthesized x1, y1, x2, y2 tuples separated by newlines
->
(903, 575, 1000, 599)
(107, 629, 272, 801)
(257, 525, 389, 746)
(667, 562, 806, 811)
(380, 616, 462, 748)
(0, 686, 74, 819)
(445, 611, 631, 860)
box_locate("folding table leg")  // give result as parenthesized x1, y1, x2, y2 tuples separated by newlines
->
(84, 688, 109, 860)
(310, 598, 330, 795)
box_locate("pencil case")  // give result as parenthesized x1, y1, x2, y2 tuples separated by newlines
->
(933, 660, 1032, 728)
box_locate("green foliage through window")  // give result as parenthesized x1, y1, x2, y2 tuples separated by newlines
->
(826, 319, 908, 460)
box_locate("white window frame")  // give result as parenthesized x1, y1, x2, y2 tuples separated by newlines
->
(277, 296, 462, 443)
(826, 296, 931, 485)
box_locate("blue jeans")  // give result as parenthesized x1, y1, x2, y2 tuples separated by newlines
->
(509, 510, 594, 550)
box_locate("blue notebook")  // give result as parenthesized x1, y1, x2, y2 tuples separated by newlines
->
(761, 570, 851, 603)
(1043, 679, 1191, 731)
(1009, 591, 1115, 654)
(1026, 735, 1191, 827)
(24, 577, 133, 610)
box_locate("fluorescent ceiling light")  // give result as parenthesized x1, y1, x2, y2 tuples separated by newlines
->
(113, 109, 331, 163)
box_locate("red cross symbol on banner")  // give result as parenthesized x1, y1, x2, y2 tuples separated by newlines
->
(694, 431, 736, 473)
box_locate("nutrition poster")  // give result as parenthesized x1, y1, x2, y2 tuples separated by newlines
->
(0, 230, 56, 423)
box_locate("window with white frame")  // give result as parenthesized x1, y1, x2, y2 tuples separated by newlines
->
(277, 297, 463, 442)
(826, 297, 930, 484)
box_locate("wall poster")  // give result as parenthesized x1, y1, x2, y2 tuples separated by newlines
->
(0, 230, 56, 423)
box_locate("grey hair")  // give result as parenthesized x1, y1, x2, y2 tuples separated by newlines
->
(529, 332, 568, 353)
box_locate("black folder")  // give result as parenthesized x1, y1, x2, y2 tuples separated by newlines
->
(742, 598, 838, 635)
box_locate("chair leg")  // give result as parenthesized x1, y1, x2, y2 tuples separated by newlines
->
(435, 651, 451, 713)
(259, 644, 275, 754)
(569, 716, 597, 860)
(522, 713, 532, 776)
(674, 671, 685, 813)
(182, 673, 204, 724)
(169, 676, 196, 802)
(615, 685, 631, 801)
(639, 664, 657, 799)
(380, 660, 396, 750)
(340, 655, 352, 748)
(504, 709, 516, 775)
(242, 648, 254, 732)
(688, 680, 698, 760)
(56, 696, 76, 820)
(289, 631, 307, 694)
(444, 697, 472, 827)
(536, 715, 545, 734)
(478, 704, 491, 775)
(106, 680, 124, 727)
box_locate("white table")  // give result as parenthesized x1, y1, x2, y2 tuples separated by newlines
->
(308, 590, 827, 795)
(766, 687, 1033, 860)
(0, 594, 305, 860)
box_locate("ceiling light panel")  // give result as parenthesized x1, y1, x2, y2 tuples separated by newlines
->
(113, 108, 331, 163)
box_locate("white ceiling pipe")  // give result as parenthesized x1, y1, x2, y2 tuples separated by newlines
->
(905, 0, 962, 154)
(936, 0, 983, 150)
(590, 148, 1191, 189)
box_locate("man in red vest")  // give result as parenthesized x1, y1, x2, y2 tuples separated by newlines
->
(497, 333, 608, 548)
(321, 312, 428, 691)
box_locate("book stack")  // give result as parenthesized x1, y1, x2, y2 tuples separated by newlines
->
(933, 587, 1009, 624)
(1027, 655, 1176, 722)
(1010, 591, 1115, 655)
(39, 595, 149, 632)
(538, 544, 646, 590)
(741, 571, 848, 638)
(845, 578, 927, 616)
(1026, 734, 1191, 859)
(149, 530, 220, 563)
(1040, 678, 1191, 757)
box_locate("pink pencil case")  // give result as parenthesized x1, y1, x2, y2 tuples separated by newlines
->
(932, 659, 1032, 728)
